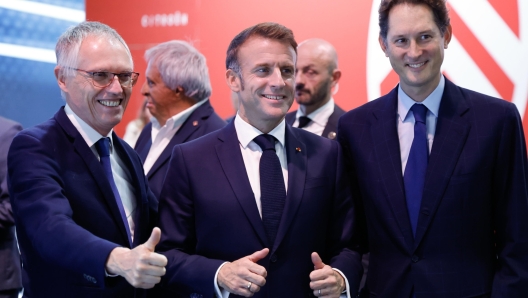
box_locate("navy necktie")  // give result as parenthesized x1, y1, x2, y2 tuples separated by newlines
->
(403, 104, 428, 237)
(253, 134, 286, 246)
(297, 116, 312, 129)
(95, 138, 132, 246)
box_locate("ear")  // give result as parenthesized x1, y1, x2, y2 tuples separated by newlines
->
(54, 66, 69, 93)
(379, 35, 389, 57)
(331, 69, 342, 88)
(226, 69, 241, 92)
(174, 86, 184, 95)
(443, 24, 452, 49)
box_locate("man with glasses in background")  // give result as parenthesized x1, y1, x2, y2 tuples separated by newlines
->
(8, 21, 166, 297)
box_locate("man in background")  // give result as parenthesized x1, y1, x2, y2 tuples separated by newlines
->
(135, 40, 226, 198)
(0, 116, 22, 298)
(286, 38, 344, 140)
(8, 21, 166, 297)
(338, 0, 528, 296)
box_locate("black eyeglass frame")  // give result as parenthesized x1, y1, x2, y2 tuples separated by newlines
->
(70, 68, 140, 88)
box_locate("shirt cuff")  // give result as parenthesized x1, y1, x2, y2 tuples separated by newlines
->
(214, 262, 230, 298)
(332, 268, 351, 298)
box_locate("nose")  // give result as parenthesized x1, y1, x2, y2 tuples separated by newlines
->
(106, 75, 124, 93)
(140, 80, 149, 96)
(408, 40, 422, 58)
(269, 67, 286, 89)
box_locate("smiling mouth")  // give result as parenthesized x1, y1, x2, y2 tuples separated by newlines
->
(407, 61, 427, 68)
(263, 95, 286, 100)
(98, 100, 122, 107)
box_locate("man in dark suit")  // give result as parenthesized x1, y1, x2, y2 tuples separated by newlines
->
(286, 39, 345, 140)
(135, 40, 226, 199)
(8, 21, 167, 297)
(0, 116, 22, 298)
(156, 22, 362, 298)
(338, 1, 528, 297)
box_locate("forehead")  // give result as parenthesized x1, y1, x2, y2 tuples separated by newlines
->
(297, 44, 330, 69)
(76, 35, 132, 70)
(387, 3, 439, 35)
(237, 37, 296, 68)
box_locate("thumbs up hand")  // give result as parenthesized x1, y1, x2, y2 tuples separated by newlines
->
(218, 248, 269, 297)
(105, 227, 168, 289)
(309, 252, 345, 298)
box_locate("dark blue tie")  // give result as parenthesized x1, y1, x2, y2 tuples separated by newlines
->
(95, 138, 132, 246)
(253, 134, 286, 246)
(403, 104, 428, 237)
(297, 116, 312, 129)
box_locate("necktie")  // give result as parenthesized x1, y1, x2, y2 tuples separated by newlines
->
(95, 138, 132, 246)
(253, 134, 286, 246)
(403, 104, 428, 237)
(297, 116, 312, 129)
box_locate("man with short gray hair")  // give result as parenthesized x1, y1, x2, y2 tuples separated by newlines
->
(8, 21, 166, 297)
(135, 40, 226, 198)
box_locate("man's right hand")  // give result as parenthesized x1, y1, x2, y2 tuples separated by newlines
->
(105, 227, 168, 289)
(218, 248, 269, 297)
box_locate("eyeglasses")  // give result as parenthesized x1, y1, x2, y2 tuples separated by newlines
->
(72, 68, 140, 88)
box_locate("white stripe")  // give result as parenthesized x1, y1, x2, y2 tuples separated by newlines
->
(0, 42, 56, 63)
(0, 0, 85, 23)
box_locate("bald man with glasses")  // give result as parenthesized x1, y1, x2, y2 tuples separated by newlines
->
(8, 21, 166, 298)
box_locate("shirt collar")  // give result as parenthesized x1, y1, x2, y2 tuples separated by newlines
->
(296, 97, 335, 126)
(150, 99, 209, 130)
(398, 75, 444, 122)
(234, 114, 286, 149)
(64, 104, 113, 150)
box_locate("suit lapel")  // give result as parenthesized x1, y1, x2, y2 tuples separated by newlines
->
(55, 108, 132, 247)
(136, 123, 152, 163)
(322, 104, 345, 139)
(147, 101, 214, 178)
(413, 79, 470, 249)
(370, 89, 414, 250)
(215, 122, 269, 247)
(272, 125, 307, 252)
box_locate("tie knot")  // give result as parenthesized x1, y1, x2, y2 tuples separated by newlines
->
(95, 137, 111, 157)
(297, 116, 312, 129)
(411, 104, 428, 124)
(253, 134, 277, 151)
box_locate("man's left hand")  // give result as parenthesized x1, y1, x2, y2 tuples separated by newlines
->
(309, 252, 345, 298)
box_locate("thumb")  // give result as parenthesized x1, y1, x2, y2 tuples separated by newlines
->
(311, 252, 325, 270)
(247, 248, 270, 263)
(143, 227, 161, 251)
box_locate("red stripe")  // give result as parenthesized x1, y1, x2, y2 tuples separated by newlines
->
(488, 0, 519, 38)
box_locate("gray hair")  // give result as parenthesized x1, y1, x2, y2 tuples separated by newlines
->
(55, 21, 132, 78)
(145, 40, 212, 102)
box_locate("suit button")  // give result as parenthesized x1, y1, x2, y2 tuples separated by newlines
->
(270, 254, 278, 263)
(411, 255, 419, 263)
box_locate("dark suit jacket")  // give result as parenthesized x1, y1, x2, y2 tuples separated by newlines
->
(286, 103, 345, 139)
(156, 121, 362, 297)
(337, 79, 528, 298)
(0, 116, 22, 292)
(8, 107, 158, 298)
(135, 100, 226, 198)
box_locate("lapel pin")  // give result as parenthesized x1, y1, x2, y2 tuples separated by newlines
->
(193, 120, 198, 126)
(296, 147, 301, 152)
(327, 132, 337, 140)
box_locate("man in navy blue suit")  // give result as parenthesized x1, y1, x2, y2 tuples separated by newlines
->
(0, 116, 22, 298)
(338, 0, 528, 297)
(156, 22, 363, 297)
(135, 40, 226, 199)
(8, 21, 167, 297)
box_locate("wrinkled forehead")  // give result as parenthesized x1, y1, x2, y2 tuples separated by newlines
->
(77, 35, 133, 69)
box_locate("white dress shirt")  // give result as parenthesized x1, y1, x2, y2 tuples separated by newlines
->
(143, 99, 208, 174)
(214, 114, 350, 298)
(397, 75, 444, 174)
(293, 97, 335, 136)
(64, 104, 136, 241)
